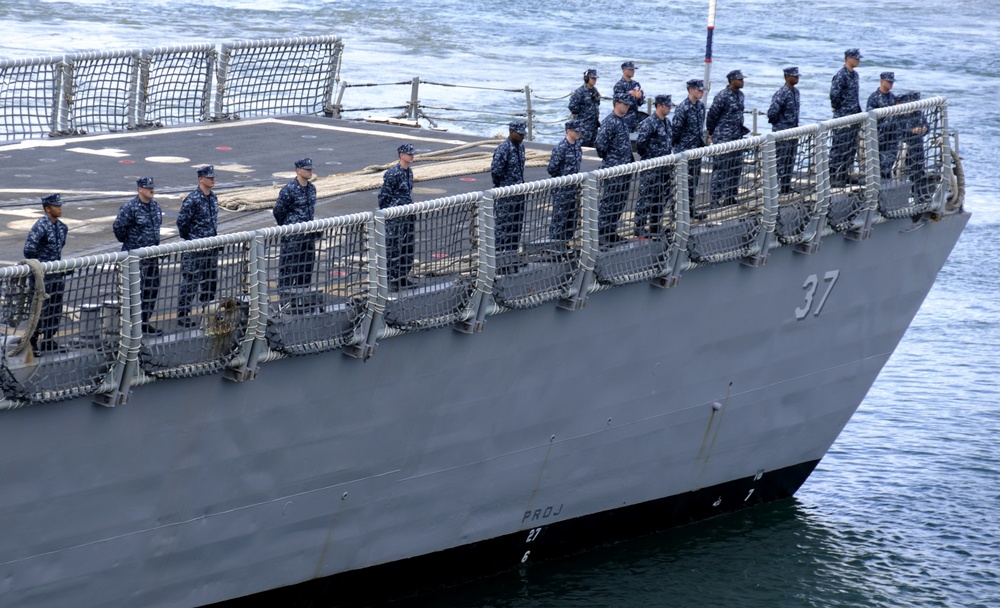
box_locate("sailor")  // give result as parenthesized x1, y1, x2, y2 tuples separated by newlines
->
(672, 78, 709, 205)
(895, 91, 929, 188)
(113, 177, 163, 335)
(594, 92, 635, 246)
(706, 69, 748, 207)
(568, 68, 601, 148)
(767, 67, 801, 193)
(176, 165, 220, 327)
(613, 60, 645, 132)
(634, 94, 675, 237)
(378, 143, 416, 289)
(547, 119, 584, 241)
(829, 48, 863, 186)
(273, 157, 318, 293)
(23, 193, 68, 355)
(491, 121, 527, 273)
(867, 72, 899, 179)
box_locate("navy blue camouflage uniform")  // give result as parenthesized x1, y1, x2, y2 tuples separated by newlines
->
(491, 131, 526, 269)
(378, 161, 415, 285)
(23, 199, 68, 351)
(706, 83, 747, 206)
(613, 78, 645, 133)
(114, 189, 163, 326)
(568, 83, 601, 147)
(830, 65, 862, 185)
(895, 92, 929, 193)
(546, 127, 583, 241)
(594, 104, 634, 243)
(273, 178, 318, 290)
(672, 93, 707, 204)
(176, 181, 219, 320)
(635, 108, 673, 236)
(767, 84, 801, 192)
(866, 87, 899, 179)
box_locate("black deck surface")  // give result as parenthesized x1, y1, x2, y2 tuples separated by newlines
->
(0, 115, 602, 264)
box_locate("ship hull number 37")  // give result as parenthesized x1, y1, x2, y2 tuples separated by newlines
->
(795, 270, 840, 320)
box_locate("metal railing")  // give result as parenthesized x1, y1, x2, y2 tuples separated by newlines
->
(0, 36, 344, 140)
(0, 97, 954, 408)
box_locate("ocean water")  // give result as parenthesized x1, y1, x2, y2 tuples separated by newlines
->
(2, 1, 998, 606)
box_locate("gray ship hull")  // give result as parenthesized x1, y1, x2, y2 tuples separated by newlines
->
(0, 211, 967, 607)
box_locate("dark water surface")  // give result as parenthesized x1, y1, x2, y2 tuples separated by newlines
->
(2, 1, 997, 605)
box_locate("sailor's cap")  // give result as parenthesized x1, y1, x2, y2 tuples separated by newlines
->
(136, 176, 155, 189)
(880, 71, 895, 82)
(621, 60, 637, 70)
(896, 91, 921, 103)
(613, 91, 632, 104)
(654, 94, 674, 107)
(41, 193, 62, 207)
(397, 143, 415, 155)
(584, 68, 598, 80)
(686, 78, 705, 91)
(845, 48, 863, 60)
(726, 69, 746, 81)
(294, 157, 313, 169)
(565, 119, 582, 132)
(508, 121, 527, 135)
(783, 66, 800, 77)
(196, 165, 216, 178)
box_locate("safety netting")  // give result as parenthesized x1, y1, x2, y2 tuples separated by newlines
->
(217, 36, 343, 119)
(0, 55, 63, 141)
(490, 174, 586, 307)
(771, 125, 823, 246)
(824, 113, 871, 232)
(261, 215, 371, 356)
(380, 194, 480, 331)
(64, 50, 141, 134)
(141, 44, 216, 127)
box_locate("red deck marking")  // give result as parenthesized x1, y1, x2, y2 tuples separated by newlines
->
(216, 146, 232, 151)
(119, 160, 135, 164)
(431, 253, 449, 259)
(459, 177, 476, 182)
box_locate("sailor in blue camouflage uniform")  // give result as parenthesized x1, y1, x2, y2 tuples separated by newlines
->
(829, 48, 863, 186)
(378, 144, 416, 289)
(706, 69, 748, 207)
(568, 69, 601, 148)
(23, 193, 69, 354)
(273, 157, 319, 293)
(866, 72, 899, 179)
(176, 165, 220, 327)
(594, 92, 635, 246)
(113, 177, 163, 335)
(491, 121, 527, 272)
(766, 67, 801, 193)
(672, 79, 708, 205)
(895, 91, 930, 193)
(635, 94, 675, 237)
(547, 119, 583, 241)
(613, 61, 645, 132)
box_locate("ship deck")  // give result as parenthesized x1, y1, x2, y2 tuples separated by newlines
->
(0, 115, 600, 264)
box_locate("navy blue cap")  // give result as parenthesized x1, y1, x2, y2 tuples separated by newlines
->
(136, 177, 155, 189)
(584, 68, 598, 80)
(613, 91, 632, 104)
(508, 121, 527, 135)
(897, 91, 921, 103)
(880, 71, 895, 82)
(686, 78, 705, 91)
(397, 143, 415, 155)
(654, 94, 674, 107)
(565, 119, 582, 132)
(196, 165, 215, 178)
(41, 193, 62, 207)
(727, 69, 746, 81)
(295, 157, 313, 169)
(845, 48, 863, 60)
(621, 61, 637, 70)
(783, 66, 800, 77)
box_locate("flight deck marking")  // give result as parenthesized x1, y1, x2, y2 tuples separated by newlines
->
(67, 147, 130, 158)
